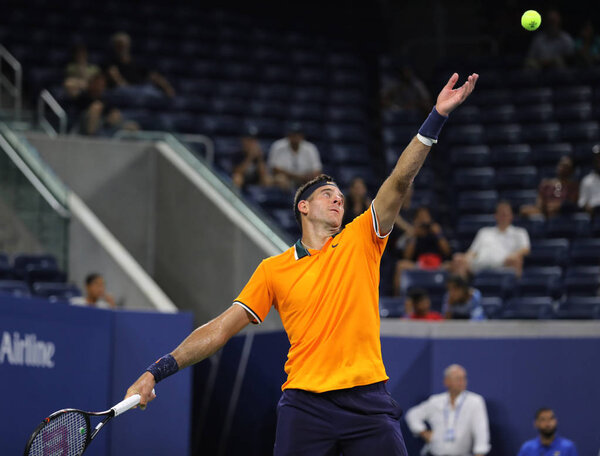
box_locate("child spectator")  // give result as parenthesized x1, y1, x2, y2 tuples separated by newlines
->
(443, 275, 485, 321)
(405, 288, 443, 321)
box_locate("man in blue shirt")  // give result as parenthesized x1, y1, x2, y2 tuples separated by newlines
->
(517, 408, 578, 456)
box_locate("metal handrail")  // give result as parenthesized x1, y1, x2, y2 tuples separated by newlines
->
(38, 89, 67, 136)
(0, 44, 22, 120)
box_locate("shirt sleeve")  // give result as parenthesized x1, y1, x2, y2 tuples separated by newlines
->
(405, 398, 433, 435)
(267, 142, 281, 170)
(578, 178, 590, 207)
(471, 395, 491, 455)
(468, 229, 484, 256)
(568, 442, 579, 456)
(308, 143, 322, 172)
(233, 261, 274, 324)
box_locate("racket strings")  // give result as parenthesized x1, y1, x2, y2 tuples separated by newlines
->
(27, 411, 87, 456)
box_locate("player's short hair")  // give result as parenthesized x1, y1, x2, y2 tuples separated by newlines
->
(535, 407, 554, 419)
(407, 287, 429, 304)
(447, 274, 469, 290)
(293, 174, 337, 229)
(85, 273, 102, 286)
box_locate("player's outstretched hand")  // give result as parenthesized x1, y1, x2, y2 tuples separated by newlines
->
(435, 73, 479, 116)
(125, 371, 157, 410)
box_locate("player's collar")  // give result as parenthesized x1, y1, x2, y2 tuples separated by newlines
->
(294, 239, 311, 260)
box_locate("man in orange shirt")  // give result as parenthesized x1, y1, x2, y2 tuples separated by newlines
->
(125, 72, 478, 455)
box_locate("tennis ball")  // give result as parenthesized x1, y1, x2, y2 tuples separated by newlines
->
(521, 10, 541, 31)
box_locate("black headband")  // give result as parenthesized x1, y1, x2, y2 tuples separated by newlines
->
(297, 181, 339, 207)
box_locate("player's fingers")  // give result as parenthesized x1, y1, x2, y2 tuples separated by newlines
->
(444, 72, 459, 90)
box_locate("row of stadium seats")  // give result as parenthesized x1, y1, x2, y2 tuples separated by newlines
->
(0, 253, 66, 284)
(0, 280, 81, 301)
(379, 295, 600, 320)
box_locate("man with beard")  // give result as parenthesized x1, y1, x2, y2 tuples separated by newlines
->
(517, 408, 578, 456)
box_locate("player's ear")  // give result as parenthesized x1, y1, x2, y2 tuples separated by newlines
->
(298, 200, 309, 216)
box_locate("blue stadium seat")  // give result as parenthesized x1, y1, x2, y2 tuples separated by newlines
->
(561, 121, 600, 142)
(531, 143, 573, 166)
(450, 145, 491, 167)
(518, 267, 563, 299)
(545, 214, 591, 239)
(243, 118, 283, 138)
(525, 239, 569, 267)
(24, 264, 65, 285)
(569, 239, 600, 266)
(329, 89, 365, 106)
(481, 296, 503, 319)
(506, 69, 539, 88)
(256, 84, 291, 101)
(292, 87, 326, 104)
(480, 104, 515, 124)
(262, 65, 292, 83)
(379, 296, 405, 318)
(245, 186, 294, 209)
(485, 124, 522, 144)
(453, 167, 495, 190)
(471, 89, 511, 106)
(556, 297, 600, 320)
(200, 115, 242, 136)
(495, 166, 538, 190)
(270, 209, 300, 239)
(472, 270, 517, 300)
(450, 105, 481, 124)
(325, 124, 367, 144)
(288, 104, 323, 122)
(593, 217, 600, 237)
(13, 254, 58, 280)
(0, 254, 13, 280)
(336, 166, 376, 189)
(564, 268, 600, 296)
(331, 71, 365, 89)
(0, 280, 30, 297)
(210, 98, 248, 116)
(553, 86, 592, 103)
(382, 110, 421, 126)
(555, 102, 593, 121)
(444, 124, 485, 145)
(32, 282, 81, 301)
(455, 215, 496, 243)
(327, 107, 365, 124)
(457, 191, 498, 214)
(400, 270, 448, 311)
(248, 101, 286, 119)
(514, 87, 553, 105)
(521, 123, 561, 143)
(329, 144, 369, 165)
(383, 126, 417, 146)
(501, 297, 555, 319)
(501, 190, 537, 209)
(490, 144, 532, 166)
(515, 103, 554, 123)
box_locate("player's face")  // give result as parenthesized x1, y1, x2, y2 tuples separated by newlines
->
(535, 410, 557, 437)
(306, 186, 344, 228)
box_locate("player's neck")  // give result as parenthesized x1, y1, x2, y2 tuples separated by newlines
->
(539, 433, 556, 445)
(301, 223, 339, 250)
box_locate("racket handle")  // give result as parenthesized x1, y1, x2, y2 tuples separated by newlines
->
(112, 389, 156, 417)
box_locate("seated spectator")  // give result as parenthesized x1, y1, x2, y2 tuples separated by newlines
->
(268, 123, 322, 190)
(443, 275, 485, 321)
(525, 9, 575, 69)
(520, 155, 579, 218)
(232, 125, 270, 189)
(517, 408, 579, 456)
(381, 64, 432, 115)
(105, 32, 175, 98)
(578, 144, 600, 217)
(393, 206, 451, 295)
(70, 273, 116, 309)
(342, 177, 372, 226)
(405, 288, 443, 321)
(574, 20, 600, 67)
(452, 201, 530, 279)
(63, 44, 100, 98)
(69, 73, 138, 136)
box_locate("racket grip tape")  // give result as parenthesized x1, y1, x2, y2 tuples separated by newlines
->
(112, 389, 156, 416)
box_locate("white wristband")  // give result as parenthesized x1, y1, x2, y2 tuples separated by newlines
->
(417, 133, 437, 146)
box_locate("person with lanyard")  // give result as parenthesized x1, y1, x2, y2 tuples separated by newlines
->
(517, 408, 579, 456)
(405, 364, 490, 456)
(123, 72, 478, 455)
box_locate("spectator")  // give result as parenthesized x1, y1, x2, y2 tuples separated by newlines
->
(63, 44, 100, 98)
(443, 275, 485, 321)
(70, 273, 116, 309)
(452, 201, 530, 279)
(381, 63, 432, 115)
(517, 408, 579, 456)
(405, 364, 490, 456)
(69, 73, 138, 136)
(405, 288, 443, 321)
(578, 144, 600, 217)
(231, 125, 270, 189)
(393, 206, 451, 295)
(525, 9, 575, 69)
(268, 122, 322, 190)
(105, 32, 175, 97)
(574, 20, 600, 67)
(342, 176, 372, 226)
(521, 155, 579, 218)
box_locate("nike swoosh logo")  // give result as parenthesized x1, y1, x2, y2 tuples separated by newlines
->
(332, 243, 339, 248)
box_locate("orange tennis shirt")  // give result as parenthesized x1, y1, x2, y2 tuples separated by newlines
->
(234, 202, 390, 393)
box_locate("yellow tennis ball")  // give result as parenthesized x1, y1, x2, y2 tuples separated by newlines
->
(521, 10, 541, 31)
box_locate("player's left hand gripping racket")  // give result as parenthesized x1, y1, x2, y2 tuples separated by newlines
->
(23, 390, 155, 456)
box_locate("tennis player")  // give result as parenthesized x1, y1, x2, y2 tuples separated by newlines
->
(125, 72, 479, 455)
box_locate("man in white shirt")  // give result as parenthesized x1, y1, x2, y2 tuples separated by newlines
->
(405, 364, 490, 456)
(268, 122, 322, 190)
(452, 201, 530, 278)
(578, 144, 600, 216)
(70, 273, 116, 309)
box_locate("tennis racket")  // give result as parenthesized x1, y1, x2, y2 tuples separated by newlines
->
(23, 390, 155, 456)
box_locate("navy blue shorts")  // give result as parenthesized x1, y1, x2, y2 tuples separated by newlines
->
(273, 382, 408, 456)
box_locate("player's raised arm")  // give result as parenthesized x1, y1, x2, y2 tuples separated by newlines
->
(125, 304, 253, 407)
(373, 72, 479, 234)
